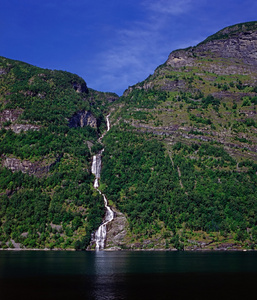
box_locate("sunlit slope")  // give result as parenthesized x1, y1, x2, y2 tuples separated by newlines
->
(101, 22, 257, 250)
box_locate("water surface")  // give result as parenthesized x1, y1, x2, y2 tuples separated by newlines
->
(0, 251, 256, 299)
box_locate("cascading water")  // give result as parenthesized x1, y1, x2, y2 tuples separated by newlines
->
(91, 150, 103, 189)
(91, 115, 114, 251)
(93, 191, 114, 250)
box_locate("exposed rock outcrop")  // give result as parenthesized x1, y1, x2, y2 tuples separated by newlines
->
(68, 110, 97, 128)
(72, 82, 88, 93)
(124, 22, 257, 96)
(2, 156, 61, 177)
(105, 208, 129, 250)
(167, 22, 257, 75)
(0, 109, 41, 133)
(167, 49, 195, 68)
(0, 109, 23, 125)
(10, 124, 40, 133)
(196, 23, 257, 65)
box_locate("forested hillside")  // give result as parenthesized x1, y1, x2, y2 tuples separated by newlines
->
(101, 22, 257, 250)
(1, 21, 257, 251)
(0, 56, 118, 249)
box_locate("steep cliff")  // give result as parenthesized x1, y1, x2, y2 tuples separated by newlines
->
(2, 156, 61, 177)
(119, 21, 257, 162)
(69, 110, 97, 129)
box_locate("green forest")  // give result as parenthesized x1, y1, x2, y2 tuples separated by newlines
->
(101, 124, 257, 250)
(0, 56, 114, 249)
(1, 22, 257, 251)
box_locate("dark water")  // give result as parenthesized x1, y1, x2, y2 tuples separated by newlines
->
(0, 251, 257, 300)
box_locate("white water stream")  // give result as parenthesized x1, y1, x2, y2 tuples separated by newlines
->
(91, 115, 114, 251)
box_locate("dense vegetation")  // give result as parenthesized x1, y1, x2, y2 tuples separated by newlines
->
(0, 162, 104, 249)
(1, 22, 257, 250)
(104, 22, 257, 249)
(0, 56, 113, 126)
(0, 56, 116, 249)
(101, 125, 257, 249)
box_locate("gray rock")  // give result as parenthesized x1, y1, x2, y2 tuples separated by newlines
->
(69, 110, 97, 128)
(0, 109, 23, 124)
(10, 124, 40, 133)
(2, 156, 61, 177)
(72, 82, 88, 93)
(105, 208, 129, 250)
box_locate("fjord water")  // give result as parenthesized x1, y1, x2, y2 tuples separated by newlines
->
(0, 251, 257, 300)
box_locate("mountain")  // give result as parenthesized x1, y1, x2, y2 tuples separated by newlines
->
(0, 56, 118, 249)
(101, 21, 257, 250)
(0, 22, 257, 251)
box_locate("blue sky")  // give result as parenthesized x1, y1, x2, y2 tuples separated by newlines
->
(1, 0, 257, 95)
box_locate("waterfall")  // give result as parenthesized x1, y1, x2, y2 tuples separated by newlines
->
(93, 191, 114, 250)
(91, 150, 104, 188)
(91, 115, 114, 251)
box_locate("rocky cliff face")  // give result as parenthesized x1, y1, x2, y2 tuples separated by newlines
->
(9, 124, 40, 134)
(72, 82, 88, 93)
(2, 156, 61, 177)
(168, 22, 257, 68)
(125, 22, 257, 95)
(196, 31, 257, 65)
(0, 109, 41, 133)
(68, 110, 97, 128)
(105, 208, 129, 250)
(119, 21, 257, 165)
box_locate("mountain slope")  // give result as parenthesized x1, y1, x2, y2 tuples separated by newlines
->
(0, 56, 118, 250)
(1, 22, 257, 251)
(101, 22, 257, 250)
(117, 22, 257, 161)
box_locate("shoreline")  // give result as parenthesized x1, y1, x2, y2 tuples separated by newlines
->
(0, 247, 254, 252)
(0, 248, 76, 251)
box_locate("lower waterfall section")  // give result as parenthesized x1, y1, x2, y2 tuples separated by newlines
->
(94, 191, 114, 250)
(90, 115, 114, 251)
